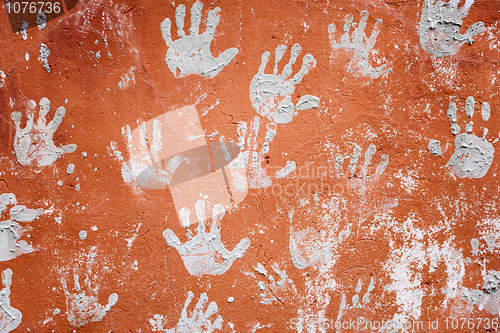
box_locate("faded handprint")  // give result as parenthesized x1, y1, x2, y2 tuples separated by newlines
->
(11, 97, 76, 167)
(334, 143, 389, 194)
(419, 0, 484, 57)
(160, 0, 238, 78)
(249, 262, 297, 305)
(328, 11, 391, 79)
(250, 44, 319, 124)
(459, 238, 500, 315)
(164, 199, 250, 276)
(60, 249, 118, 327)
(288, 210, 332, 270)
(337, 277, 375, 321)
(111, 105, 248, 228)
(0, 269, 22, 332)
(0, 193, 43, 261)
(236, 117, 296, 189)
(441, 96, 497, 178)
(150, 291, 222, 333)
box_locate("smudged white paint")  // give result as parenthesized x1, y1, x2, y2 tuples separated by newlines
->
(336, 277, 375, 322)
(67, 163, 75, 174)
(0, 193, 43, 261)
(79, 231, 87, 240)
(428, 139, 442, 156)
(276, 161, 296, 179)
(250, 262, 296, 305)
(39, 44, 50, 72)
(251, 322, 273, 332)
(0, 269, 22, 332)
(419, 0, 484, 57)
(164, 200, 250, 275)
(336, 143, 388, 180)
(20, 22, 28, 40)
(329, 11, 391, 79)
(445, 97, 495, 178)
(149, 291, 222, 332)
(11, 98, 77, 167)
(37, 11, 46, 30)
(118, 67, 135, 89)
(125, 223, 142, 248)
(61, 273, 118, 327)
(249, 43, 318, 124)
(289, 210, 333, 269)
(462, 270, 500, 315)
(160, 1, 238, 78)
(333, 143, 389, 197)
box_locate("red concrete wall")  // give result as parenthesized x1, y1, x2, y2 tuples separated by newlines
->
(0, 0, 500, 332)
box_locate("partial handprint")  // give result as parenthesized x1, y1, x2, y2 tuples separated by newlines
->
(419, 0, 484, 57)
(328, 11, 391, 79)
(0, 269, 22, 332)
(336, 277, 375, 322)
(441, 96, 497, 178)
(334, 143, 389, 195)
(60, 254, 118, 327)
(160, 0, 238, 78)
(250, 44, 319, 125)
(289, 210, 332, 270)
(111, 105, 248, 228)
(11, 97, 76, 167)
(0, 193, 43, 261)
(150, 291, 222, 333)
(249, 262, 297, 305)
(164, 199, 250, 276)
(236, 117, 296, 189)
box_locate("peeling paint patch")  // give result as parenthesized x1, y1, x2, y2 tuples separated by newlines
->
(0, 269, 22, 332)
(39, 44, 50, 72)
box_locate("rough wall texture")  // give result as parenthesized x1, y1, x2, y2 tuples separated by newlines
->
(0, 0, 500, 332)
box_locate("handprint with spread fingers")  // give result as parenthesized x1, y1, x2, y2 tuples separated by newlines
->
(150, 291, 222, 333)
(160, 0, 238, 78)
(11, 97, 76, 167)
(445, 96, 497, 178)
(164, 199, 250, 276)
(328, 11, 391, 79)
(419, 0, 484, 57)
(249, 44, 319, 125)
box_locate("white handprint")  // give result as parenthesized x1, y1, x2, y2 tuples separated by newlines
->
(419, 0, 484, 57)
(249, 44, 319, 124)
(444, 96, 497, 178)
(328, 11, 391, 79)
(160, 0, 238, 78)
(0, 269, 22, 332)
(150, 291, 222, 333)
(250, 262, 296, 305)
(11, 97, 76, 167)
(334, 143, 389, 195)
(164, 199, 250, 276)
(60, 249, 118, 328)
(337, 277, 375, 322)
